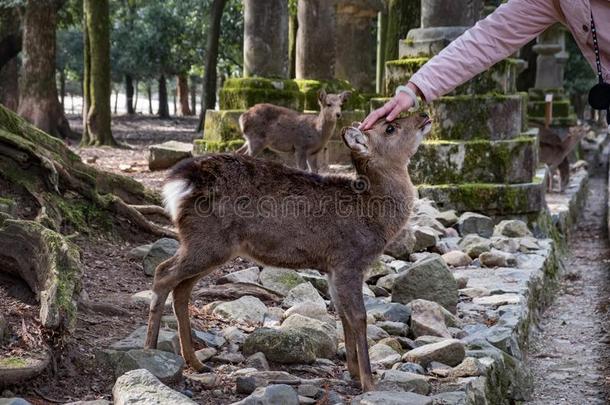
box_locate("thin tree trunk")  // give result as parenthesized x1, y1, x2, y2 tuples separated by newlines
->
(134, 80, 139, 112)
(177, 73, 192, 116)
(189, 75, 197, 116)
(18, 0, 73, 138)
(59, 68, 66, 108)
(82, 0, 116, 146)
(147, 82, 153, 115)
(197, 0, 227, 132)
(288, 8, 297, 79)
(113, 87, 118, 114)
(125, 73, 135, 114)
(157, 74, 170, 118)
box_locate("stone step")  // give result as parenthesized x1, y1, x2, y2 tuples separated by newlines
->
(372, 94, 527, 141)
(416, 168, 547, 215)
(411, 136, 538, 184)
(384, 57, 523, 97)
(219, 78, 305, 111)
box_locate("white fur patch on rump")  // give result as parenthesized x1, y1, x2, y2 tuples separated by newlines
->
(163, 179, 193, 222)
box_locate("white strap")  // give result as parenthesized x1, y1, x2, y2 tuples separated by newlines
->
(395, 85, 420, 111)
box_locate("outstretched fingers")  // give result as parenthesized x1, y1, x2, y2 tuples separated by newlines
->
(360, 100, 396, 130)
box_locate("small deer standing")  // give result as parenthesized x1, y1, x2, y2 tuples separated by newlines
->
(236, 89, 351, 173)
(144, 113, 431, 392)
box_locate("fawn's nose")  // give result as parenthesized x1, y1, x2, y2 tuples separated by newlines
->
(419, 112, 429, 119)
(336, 112, 342, 119)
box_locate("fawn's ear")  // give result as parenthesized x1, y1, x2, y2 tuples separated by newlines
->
(339, 91, 352, 103)
(342, 127, 369, 155)
(317, 89, 327, 104)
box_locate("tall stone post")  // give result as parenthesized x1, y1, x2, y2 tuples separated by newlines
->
(528, 25, 576, 127)
(296, 0, 336, 80)
(243, 0, 289, 78)
(335, 0, 383, 92)
(375, 0, 544, 217)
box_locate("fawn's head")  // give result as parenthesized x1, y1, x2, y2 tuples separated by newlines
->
(342, 113, 431, 173)
(318, 89, 351, 120)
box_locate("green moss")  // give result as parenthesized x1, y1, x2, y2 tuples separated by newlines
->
(223, 77, 300, 91)
(194, 139, 245, 155)
(219, 88, 304, 111)
(0, 357, 27, 368)
(528, 100, 572, 118)
(294, 79, 362, 111)
(203, 110, 244, 142)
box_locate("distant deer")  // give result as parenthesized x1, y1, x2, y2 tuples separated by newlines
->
(144, 113, 431, 392)
(235, 89, 351, 173)
(539, 127, 586, 192)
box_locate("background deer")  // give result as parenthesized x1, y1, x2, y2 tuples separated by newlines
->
(539, 127, 586, 192)
(144, 113, 431, 392)
(236, 89, 351, 173)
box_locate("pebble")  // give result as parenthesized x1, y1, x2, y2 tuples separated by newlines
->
(403, 339, 465, 367)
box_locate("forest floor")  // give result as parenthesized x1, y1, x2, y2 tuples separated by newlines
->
(526, 175, 610, 404)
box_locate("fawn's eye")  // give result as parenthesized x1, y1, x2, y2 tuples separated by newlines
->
(385, 124, 395, 135)
(326, 103, 332, 107)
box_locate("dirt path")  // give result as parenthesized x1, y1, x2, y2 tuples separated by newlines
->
(527, 176, 610, 404)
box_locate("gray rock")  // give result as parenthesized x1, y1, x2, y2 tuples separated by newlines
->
(491, 237, 519, 253)
(113, 369, 195, 405)
(385, 227, 416, 259)
(377, 370, 431, 395)
(212, 352, 245, 364)
(430, 391, 466, 405)
(414, 335, 446, 347)
(298, 384, 323, 399)
(387, 259, 410, 272)
(458, 234, 492, 258)
(435, 238, 461, 254)
(459, 287, 491, 299)
(195, 347, 217, 362)
(412, 226, 439, 252)
(412, 215, 446, 233)
(376, 273, 399, 292)
(457, 212, 494, 237)
(185, 372, 218, 389)
(393, 362, 426, 375)
(479, 250, 517, 268)
(377, 321, 409, 337)
(365, 261, 395, 283)
(245, 352, 270, 371)
(143, 238, 179, 276)
(299, 270, 329, 297)
(282, 282, 325, 309)
(113, 349, 184, 383)
(449, 357, 484, 377)
(217, 267, 260, 284)
(441, 250, 472, 267)
(409, 299, 451, 338)
(232, 384, 299, 405)
(222, 326, 247, 345)
(351, 391, 432, 405)
(368, 343, 401, 368)
(281, 314, 337, 358)
(493, 219, 532, 237)
(0, 400, 32, 405)
(259, 267, 305, 296)
(64, 401, 111, 405)
(130, 290, 173, 308)
(213, 296, 268, 324)
(193, 329, 226, 348)
(403, 339, 465, 367)
(234, 370, 300, 393)
(392, 255, 458, 313)
(148, 141, 193, 171)
(435, 210, 459, 227)
(243, 328, 317, 364)
(366, 324, 390, 341)
(283, 302, 333, 324)
(365, 298, 411, 323)
(111, 326, 179, 354)
(127, 244, 152, 260)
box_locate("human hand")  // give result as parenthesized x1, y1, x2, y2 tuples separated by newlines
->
(359, 90, 415, 131)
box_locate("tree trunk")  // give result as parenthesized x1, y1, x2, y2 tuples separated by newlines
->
(0, 58, 19, 111)
(147, 83, 153, 115)
(0, 6, 21, 72)
(133, 80, 139, 111)
(17, 0, 73, 139)
(157, 74, 170, 118)
(288, 8, 297, 79)
(189, 76, 197, 116)
(125, 74, 135, 114)
(81, 0, 116, 146)
(197, 0, 227, 132)
(177, 73, 192, 116)
(384, 0, 420, 62)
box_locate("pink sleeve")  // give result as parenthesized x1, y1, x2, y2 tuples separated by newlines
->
(410, 0, 562, 102)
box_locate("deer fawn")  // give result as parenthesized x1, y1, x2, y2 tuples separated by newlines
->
(235, 89, 351, 173)
(144, 113, 431, 392)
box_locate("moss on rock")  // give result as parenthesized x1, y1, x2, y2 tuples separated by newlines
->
(294, 79, 362, 111)
(219, 78, 304, 110)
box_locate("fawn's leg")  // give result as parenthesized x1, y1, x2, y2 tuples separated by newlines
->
(246, 137, 266, 157)
(145, 256, 181, 349)
(559, 158, 569, 192)
(235, 143, 248, 155)
(329, 278, 359, 378)
(306, 152, 319, 173)
(295, 149, 308, 171)
(173, 276, 204, 370)
(331, 271, 375, 391)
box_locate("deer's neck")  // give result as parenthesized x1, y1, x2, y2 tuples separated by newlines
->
(316, 113, 337, 143)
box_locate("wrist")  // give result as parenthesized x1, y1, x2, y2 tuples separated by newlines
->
(395, 85, 419, 110)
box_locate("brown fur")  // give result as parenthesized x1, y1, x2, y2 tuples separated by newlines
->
(236, 90, 351, 173)
(539, 127, 586, 192)
(144, 113, 431, 392)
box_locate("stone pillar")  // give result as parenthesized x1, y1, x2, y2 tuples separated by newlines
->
(533, 25, 563, 89)
(243, 0, 289, 78)
(296, 0, 336, 80)
(335, 1, 383, 92)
